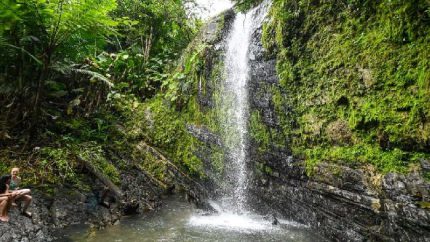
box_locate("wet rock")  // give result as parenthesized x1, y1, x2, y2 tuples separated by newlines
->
(271, 215, 278, 225)
(248, 158, 430, 241)
(121, 168, 163, 214)
(0, 164, 167, 241)
(0, 208, 51, 242)
(421, 159, 430, 172)
(186, 124, 223, 147)
(201, 9, 235, 45)
(243, 11, 430, 241)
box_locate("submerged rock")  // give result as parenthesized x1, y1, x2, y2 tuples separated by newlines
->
(271, 216, 278, 225)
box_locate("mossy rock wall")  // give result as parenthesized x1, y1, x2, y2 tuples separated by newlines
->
(248, 0, 430, 174)
(139, 9, 236, 185)
(244, 1, 430, 240)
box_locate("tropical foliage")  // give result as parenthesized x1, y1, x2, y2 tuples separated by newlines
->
(0, 0, 199, 185)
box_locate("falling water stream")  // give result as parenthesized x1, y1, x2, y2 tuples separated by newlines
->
(216, 0, 257, 212)
(61, 1, 323, 241)
(184, 0, 302, 233)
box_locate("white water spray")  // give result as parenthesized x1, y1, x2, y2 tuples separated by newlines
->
(188, 0, 296, 232)
(221, 9, 253, 212)
(219, 0, 271, 213)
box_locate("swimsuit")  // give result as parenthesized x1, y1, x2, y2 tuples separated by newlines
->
(9, 178, 20, 191)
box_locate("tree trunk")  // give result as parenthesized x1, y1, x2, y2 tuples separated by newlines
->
(76, 155, 124, 200)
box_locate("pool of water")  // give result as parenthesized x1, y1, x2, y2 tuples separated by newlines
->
(59, 196, 323, 242)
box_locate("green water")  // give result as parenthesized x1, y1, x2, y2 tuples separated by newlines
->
(58, 196, 323, 242)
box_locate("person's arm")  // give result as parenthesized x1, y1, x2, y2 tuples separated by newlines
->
(4, 184, 16, 197)
(0, 193, 13, 197)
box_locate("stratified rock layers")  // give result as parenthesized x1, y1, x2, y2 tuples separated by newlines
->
(187, 8, 430, 241)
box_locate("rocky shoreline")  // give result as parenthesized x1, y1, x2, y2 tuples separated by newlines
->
(0, 142, 211, 242)
(0, 167, 164, 242)
(247, 157, 430, 241)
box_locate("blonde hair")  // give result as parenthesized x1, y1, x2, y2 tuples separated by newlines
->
(11, 167, 20, 173)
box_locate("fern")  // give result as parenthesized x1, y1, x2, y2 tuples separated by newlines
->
(72, 68, 114, 87)
(51, 63, 114, 87)
(0, 36, 6, 46)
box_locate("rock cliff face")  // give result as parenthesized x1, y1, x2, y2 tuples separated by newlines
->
(245, 16, 430, 242)
(185, 6, 430, 241)
(248, 158, 430, 241)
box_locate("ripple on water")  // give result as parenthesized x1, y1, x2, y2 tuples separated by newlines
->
(58, 196, 323, 242)
(188, 213, 277, 232)
(187, 211, 311, 234)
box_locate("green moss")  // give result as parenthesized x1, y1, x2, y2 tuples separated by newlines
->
(418, 201, 430, 209)
(249, 111, 270, 152)
(304, 145, 429, 176)
(248, 84, 290, 155)
(261, 0, 430, 175)
(264, 165, 273, 175)
(210, 150, 224, 175)
(256, 162, 274, 175)
(139, 150, 167, 182)
(424, 171, 430, 182)
(78, 143, 121, 184)
(137, 16, 235, 178)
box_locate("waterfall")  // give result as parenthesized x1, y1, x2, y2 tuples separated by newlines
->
(219, 0, 270, 213)
(188, 1, 305, 232)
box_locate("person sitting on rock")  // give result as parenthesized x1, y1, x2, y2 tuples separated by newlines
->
(9, 167, 32, 218)
(0, 175, 15, 222)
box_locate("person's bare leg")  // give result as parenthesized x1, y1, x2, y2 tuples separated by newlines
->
(11, 189, 30, 210)
(6, 197, 12, 211)
(12, 189, 30, 201)
(0, 197, 10, 222)
(21, 195, 32, 217)
(0, 201, 7, 221)
(0, 198, 6, 215)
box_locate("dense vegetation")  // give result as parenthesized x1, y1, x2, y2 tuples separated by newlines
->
(1, 0, 429, 192)
(257, 0, 430, 174)
(0, 0, 201, 187)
